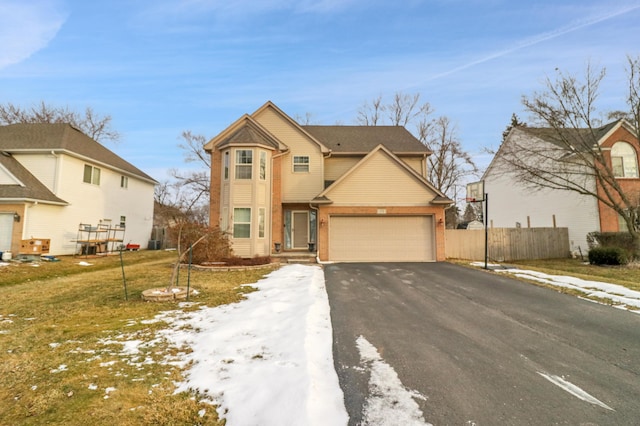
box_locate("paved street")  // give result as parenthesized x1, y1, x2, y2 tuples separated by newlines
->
(324, 262, 640, 425)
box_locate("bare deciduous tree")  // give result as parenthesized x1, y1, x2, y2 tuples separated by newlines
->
(423, 116, 479, 197)
(168, 131, 211, 219)
(0, 101, 120, 143)
(356, 95, 384, 126)
(357, 91, 479, 198)
(491, 57, 640, 253)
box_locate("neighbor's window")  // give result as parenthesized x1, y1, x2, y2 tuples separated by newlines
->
(120, 216, 126, 228)
(611, 141, 639, 178)
(224, 151, 230, 180)
(83, 165, 101, 185)
(233, 208, 251, 238)
(260, 151, 267, 180)
(120, 175, 128, 189)
(235, 150, 253, 179)
(293, 156, 310, 172)
(258, 208, 265, 238)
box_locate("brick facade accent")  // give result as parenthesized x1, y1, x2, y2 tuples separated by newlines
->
(209, 149, 222, 228)
(0, 204, 25, 255)
(271, 155, 283, 252)
(596, 125, 640, 232)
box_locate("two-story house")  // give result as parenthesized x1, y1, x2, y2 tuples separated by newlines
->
(0, 123, 156, 256)
(205, 101, 452, 262)
(483, 119, 640, 253)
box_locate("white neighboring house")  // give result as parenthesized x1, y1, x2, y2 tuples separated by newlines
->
(483, 120, 640, 254)
(0, 123, 157, 256)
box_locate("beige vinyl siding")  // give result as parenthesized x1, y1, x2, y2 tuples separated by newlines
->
(401, 157, 425, 177)
(232, 183, 253, 204)
(232, 240, 251, 257)
(254, 108, 323, 201)
(329, 215, 435, 262)
(258, 184, 267, 204)
(222, 184, 230, 205)
(324, 157, 360, 181)
(326, 151, 436, 206)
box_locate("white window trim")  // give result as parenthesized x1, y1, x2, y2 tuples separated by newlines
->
(235, 149, 253, 179)
(233, 207, 251, 238)
(611, 141, 639, 178)
(258, 208, 265, 239)
(223, 151, 230, 180)
(293, 155, 310, 173)
(259, 151, 267, 180)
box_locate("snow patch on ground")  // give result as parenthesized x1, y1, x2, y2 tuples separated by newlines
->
(472, 263, 640, 311)
(158, 264, 349, 426)
(356, 336, 431, 426)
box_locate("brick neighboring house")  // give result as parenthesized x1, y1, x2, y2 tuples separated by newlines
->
(483, 119, 640, 253)
(204, 101, 452, 262)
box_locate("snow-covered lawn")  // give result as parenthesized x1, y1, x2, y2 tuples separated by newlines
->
(472, 262, 640, 311)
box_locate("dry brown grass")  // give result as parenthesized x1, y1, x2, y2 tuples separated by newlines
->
(0, 250, 273, 425)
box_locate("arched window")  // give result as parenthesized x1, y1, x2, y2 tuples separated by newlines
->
(611, 142, 639, 178)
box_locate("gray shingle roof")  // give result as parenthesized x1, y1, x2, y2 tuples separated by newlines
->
(217, 122, 280, 149)
(0, 123, 156, 183)
(516, 120, 623, 151)
(302, 125, 430, 154)
(0, 153, 67, 204)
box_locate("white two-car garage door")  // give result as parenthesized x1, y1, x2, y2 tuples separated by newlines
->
(328, 215, 435, 262)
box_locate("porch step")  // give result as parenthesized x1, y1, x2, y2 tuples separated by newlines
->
(286, 257, 315, 264)
(272, 253, 317, 264)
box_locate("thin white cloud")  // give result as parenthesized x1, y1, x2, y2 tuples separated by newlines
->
(141, 0, 361, 23)
(0, 0, 67, 70)
(426, 4, 640, 82)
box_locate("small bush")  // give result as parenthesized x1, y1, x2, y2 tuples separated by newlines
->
(588, 246, 629, 265)
(587, 232, 636, 258)
(168, 222, 233, 264)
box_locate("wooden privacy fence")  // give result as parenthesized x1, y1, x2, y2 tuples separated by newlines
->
(445, 227, 570, 261)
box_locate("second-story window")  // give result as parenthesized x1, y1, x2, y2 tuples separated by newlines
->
(120, 176, 128, 189)
(83, 165, 101, 185)
(293, 156, 310, 173)
(235, 150, 253, 179)
(611, 141, 639, 178)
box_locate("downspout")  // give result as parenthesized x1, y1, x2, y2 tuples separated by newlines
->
(50, 151, 60, 194)
(312, 149, 332, 262)
(422, 152, 428, 178)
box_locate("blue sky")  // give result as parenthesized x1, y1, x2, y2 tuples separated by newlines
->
(1, 0, 640, 183)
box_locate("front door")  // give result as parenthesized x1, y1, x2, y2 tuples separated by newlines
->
(292, 211, 309, 249)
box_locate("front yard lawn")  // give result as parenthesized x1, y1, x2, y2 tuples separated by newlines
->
(0, 250, 272, 425)
(506, 258, 640, 292)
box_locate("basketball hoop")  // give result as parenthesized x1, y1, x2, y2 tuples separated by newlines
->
(466, 181, 485, 202)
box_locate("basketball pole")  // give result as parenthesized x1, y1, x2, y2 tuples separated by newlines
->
(484, 192, 488, 270)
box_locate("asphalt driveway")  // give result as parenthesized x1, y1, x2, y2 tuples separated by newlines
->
(324, 262, 640, 425)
